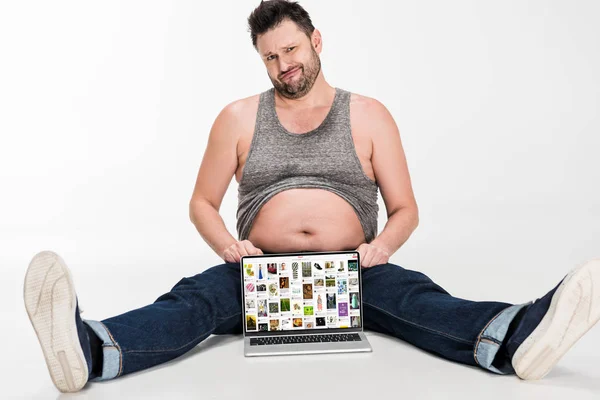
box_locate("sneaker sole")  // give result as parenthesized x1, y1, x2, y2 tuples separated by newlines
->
(512, 258, 600, 380)
(23, 250, 88, 392)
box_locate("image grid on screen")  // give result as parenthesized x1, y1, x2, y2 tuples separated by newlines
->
(243, 255, 361, 332)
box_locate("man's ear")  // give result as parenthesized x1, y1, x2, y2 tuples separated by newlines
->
(312, 29, 322, 52)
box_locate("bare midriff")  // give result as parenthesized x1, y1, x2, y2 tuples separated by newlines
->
(245, 188, 366, 254)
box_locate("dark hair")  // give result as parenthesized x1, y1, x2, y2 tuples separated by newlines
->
(247, 0, 315, 50)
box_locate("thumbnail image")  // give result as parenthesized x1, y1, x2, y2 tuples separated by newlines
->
(269, 302, 279, 314)
(317, 293, 323, 312)
(257, 283, 267, 292)
(348, 260, 359, 272)
(243, 264, 255, 278)
(280, 262, 288, 274)
(258, 264, 267, 280)
(279, 276, 289, 289)
(245, 282, 255, 293)
(326, 293, 337, 309)
(304, 319, 315, 329)
(281, 318, 291, 329)
(245, 298, 256, 309)
(267, 263, 278, 276)
(280, 298, 291, 312)
(293, 318, 303, 328)
(303, 283, 313, 299)
(337, 260, 345, 272)
(246, 315, 257, 330)
(351, 316, 361, 328)
(258, 299, 268, 317)
(268, 283, 279, 297)
(326, 315, 337, 325)
(291, 299, 303, 314)
(325, 275, 336, 287)
(304, 306, 314, 316)
(314, 278, 324, 287)
(325, 261, 335, 270)
(337, 279, 347, 295)
(269, 319, 280, 331)
(302, 262, 312, 277)
(292, 262, 299, 279)
(291, 286, 302, 297)
(348, 277, 358, 286)
(338, 302, 348, 316)
(349, 292, 360, 309)
(258, 264, 265, 280)
(313, 262, 323, 271)
(316, 317, 326, 327)
(258, 323, 268, 331)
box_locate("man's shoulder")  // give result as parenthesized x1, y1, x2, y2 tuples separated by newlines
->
(346, 90, 392, 132)
(212, 93, 262, 140)
(347, 90, 387, 114)
(222, 92, 261, 121)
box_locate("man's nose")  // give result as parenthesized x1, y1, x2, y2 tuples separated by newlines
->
(278, 60, 295, 76)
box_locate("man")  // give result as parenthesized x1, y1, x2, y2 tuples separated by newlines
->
(23, 0, 600, 393)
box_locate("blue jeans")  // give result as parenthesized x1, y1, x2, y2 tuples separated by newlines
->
(83, 261, 528, 381)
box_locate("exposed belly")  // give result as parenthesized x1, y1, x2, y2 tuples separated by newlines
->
(246, 188, 366, 253)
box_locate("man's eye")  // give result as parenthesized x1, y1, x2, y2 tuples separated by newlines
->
(267, 48, 293, 61)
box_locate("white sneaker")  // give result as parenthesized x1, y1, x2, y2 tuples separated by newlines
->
(511, 258, 600, 380)
(23, 250, 91, 392)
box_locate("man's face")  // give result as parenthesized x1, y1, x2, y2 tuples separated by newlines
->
(256, 19, 321, 100)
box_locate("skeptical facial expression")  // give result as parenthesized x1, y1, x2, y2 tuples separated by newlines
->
(256, 19, 322, 99)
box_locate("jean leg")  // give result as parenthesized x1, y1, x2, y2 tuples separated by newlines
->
(82, 262, 242, 381)
(362, 263, 528, 374)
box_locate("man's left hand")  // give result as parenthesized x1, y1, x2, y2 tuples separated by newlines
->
(355, 243, 390, 269)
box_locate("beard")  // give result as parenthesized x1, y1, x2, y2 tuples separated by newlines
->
(270, 47, 321, 100)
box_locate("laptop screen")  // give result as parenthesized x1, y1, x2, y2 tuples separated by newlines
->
(240, 251, 363, 336)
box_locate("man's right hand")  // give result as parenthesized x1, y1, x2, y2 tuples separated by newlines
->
(222, 240, 264, 263)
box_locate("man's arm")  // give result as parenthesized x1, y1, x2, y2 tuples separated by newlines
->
(189, 101, 243, 259)
(361, 98, 419, 256)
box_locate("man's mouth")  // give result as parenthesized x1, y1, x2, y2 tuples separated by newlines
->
(282, 67, 300, 79)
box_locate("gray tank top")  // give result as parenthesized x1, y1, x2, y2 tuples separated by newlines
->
(236, 87, 379, 243)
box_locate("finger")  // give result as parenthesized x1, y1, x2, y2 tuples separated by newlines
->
(367, 250, 381, 268)
(354, 248, 362, 267)
(249, 243, 263, 255)
(356, 245, 367, 267)
(224, 250, 236, 263)
(360, 252, 368, 268)
(222, 250, 231, 263)
(240, 241, 256, 256)
(230, 246, 242, 260)
(373, 254, 387, 267)
(361, 248, 373, 268)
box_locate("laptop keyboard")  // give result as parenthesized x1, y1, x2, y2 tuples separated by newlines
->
(250, 333, 361, 346)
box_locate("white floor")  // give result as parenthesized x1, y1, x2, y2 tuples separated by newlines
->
(11, 329, 600, 400)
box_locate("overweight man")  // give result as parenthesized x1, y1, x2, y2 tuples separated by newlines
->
(24, 0, 600, 393)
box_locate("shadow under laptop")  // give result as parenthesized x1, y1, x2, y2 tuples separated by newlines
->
(243, 346, 373, 365)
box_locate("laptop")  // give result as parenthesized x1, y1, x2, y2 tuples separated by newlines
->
(240, 250, 373, 356)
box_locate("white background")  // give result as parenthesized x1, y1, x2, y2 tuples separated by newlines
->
(1, 0, 599, 398)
